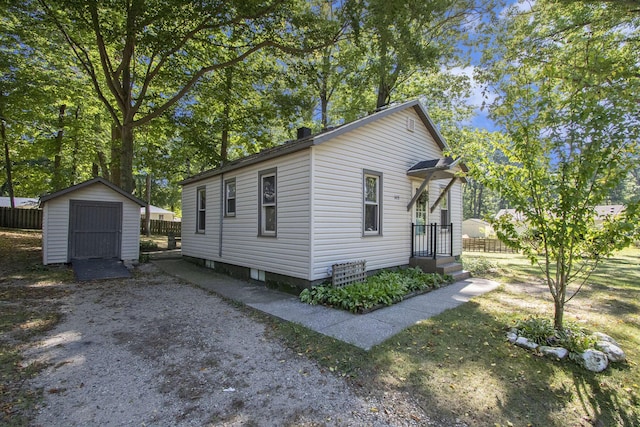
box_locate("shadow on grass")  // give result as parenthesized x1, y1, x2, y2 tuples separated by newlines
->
(368, 298, 639, 426)
(572, 366, 638, 427)
(368, 302, 571, 426)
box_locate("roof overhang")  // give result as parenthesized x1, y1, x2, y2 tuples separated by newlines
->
(407, 157, 468, 183)
(180, 99, 460, 187)
(39, 177, 146, 207)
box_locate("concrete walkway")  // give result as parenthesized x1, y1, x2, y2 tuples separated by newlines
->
(152, 259, 500, 350)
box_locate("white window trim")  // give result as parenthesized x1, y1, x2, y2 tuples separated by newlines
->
(440, 186, 450, 232)
(258, 168, 277, 237)
(225, 178, 236, 217)
(363, 170, 383, 236)
(196, 186, 206, 233)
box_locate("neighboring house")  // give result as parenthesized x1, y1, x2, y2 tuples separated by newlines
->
(40, 177, 145, 265)
(462, 218, 494, 238)
(0, 197, 39, 208)
(495, 205, 625, 226)
(495, 209, 526, 222)
(180, 100, 468, 289)
(141, 205, 177, 221)
(594, 205, 625, 225)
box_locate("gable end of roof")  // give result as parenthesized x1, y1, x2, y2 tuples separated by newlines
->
(40, 177, 146, 207)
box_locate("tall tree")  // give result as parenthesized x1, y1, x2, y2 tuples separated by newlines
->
(475, 0, 640, 328)
(348, 0, 496, 110)
(36, 0, 340, 192)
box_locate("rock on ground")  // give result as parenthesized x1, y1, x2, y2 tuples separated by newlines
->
(580, 349, 609, 372)
(24, 263, 442, 427)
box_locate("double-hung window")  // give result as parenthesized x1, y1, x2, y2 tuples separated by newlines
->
(196, 186, 206, 233)
(363, 170, 382, 235)
(225, 178, 236, 217)
(259, 169, 277, 236)
(440, 185, 450, 231)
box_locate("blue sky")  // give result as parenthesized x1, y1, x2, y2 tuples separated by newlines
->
(450, 0, 525, 133)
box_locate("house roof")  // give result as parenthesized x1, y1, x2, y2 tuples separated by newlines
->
(495, 205, 625, 222)
(463, 218, 491, 225)
(594, 205, 625, 218)
(0, 197, 40, 208)
(180, 99, 461, 186)
(141, 205, 175, 215)
(40, 177, 146, 206)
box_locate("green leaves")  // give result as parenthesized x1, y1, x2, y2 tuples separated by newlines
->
(299, 268, 451, 313)
(474, 0, 640, 328)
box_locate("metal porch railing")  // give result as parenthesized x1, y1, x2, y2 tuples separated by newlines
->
(411, 223, 453, 259)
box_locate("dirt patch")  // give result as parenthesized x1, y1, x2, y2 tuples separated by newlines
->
(23, 263, 435, 426)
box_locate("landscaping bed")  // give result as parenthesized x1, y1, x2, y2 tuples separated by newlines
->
(275, 248, 640, 426)
(299, 267, 453, 313)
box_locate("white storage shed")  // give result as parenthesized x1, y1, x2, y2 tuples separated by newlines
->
(40, 177, 146, 265)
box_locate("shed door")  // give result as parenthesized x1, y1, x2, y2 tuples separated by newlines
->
(69, 200, 122, 260)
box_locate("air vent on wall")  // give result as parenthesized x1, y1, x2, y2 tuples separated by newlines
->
(406, 117, 416, 132)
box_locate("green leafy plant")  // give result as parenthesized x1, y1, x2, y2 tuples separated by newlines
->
(299, 268, 452, 313)
(139, 240, 158, 251)
(554, 323, 597, 354)
(461, 256, 498, 276)
(515, 317, 597, 356)
(514, 317, 556, 345)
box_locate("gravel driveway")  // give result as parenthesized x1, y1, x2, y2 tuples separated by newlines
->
(24, 263, 432, 426)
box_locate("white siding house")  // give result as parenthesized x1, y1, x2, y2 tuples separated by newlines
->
(40, 178, 146, 265)
(141, 205, 177, 221)
(180, 100, 467, 289)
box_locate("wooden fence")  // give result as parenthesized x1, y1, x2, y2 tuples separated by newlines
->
(0, 207, 42, 229)
(0, 207, 180, 236)
(140, 219, 181, 236)
(463, 237, 517, 253)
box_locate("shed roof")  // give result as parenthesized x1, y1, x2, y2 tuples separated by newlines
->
(180, 99, 458, 186)
(40, 177, 146, 206)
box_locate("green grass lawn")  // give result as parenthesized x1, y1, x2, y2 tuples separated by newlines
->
(0, 229, 72, 426)
(274, 247, 640, 426)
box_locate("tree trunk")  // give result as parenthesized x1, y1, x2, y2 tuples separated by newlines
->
(110, 122, 121, 186)
(70, 106, 80, 184)
(96, 151, 110, 181)
(145, 174, 151, 237)
(553, 297, 564, 330)
(52, 104, 66, 191)
(220, 67, 233, 166)
(320, 79, 328, 130)
(1, 118, 15, 208)
(376, 36, 391, 109)
(120, 123, 135, 193)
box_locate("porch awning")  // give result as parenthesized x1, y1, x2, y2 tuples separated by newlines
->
(407, 157, 460, 180)
(406, 157, 467, 212)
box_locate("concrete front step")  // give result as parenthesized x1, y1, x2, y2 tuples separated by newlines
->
(437, 262, 465, 275)
(451, 270, 471, 282)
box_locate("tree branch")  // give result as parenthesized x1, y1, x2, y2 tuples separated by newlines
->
(37, 0, 122, 126)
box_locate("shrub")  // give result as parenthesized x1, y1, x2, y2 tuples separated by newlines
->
(514, 317, 596, 354)
(299, 268, 452, 313)
(554, 323, 597, 354)
(514, 317, 556, 345)
(140, 240, 158, 251)
(461, 256, 498, 276)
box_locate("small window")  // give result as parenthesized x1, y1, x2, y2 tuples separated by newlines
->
(259, 169, 276, 236)
(196, 186, 206, 232)
(225, 178, 236, 217)
(158, 214, 164, 221)
(363, 170, 382, 235)
(440, 186, 450, 231)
